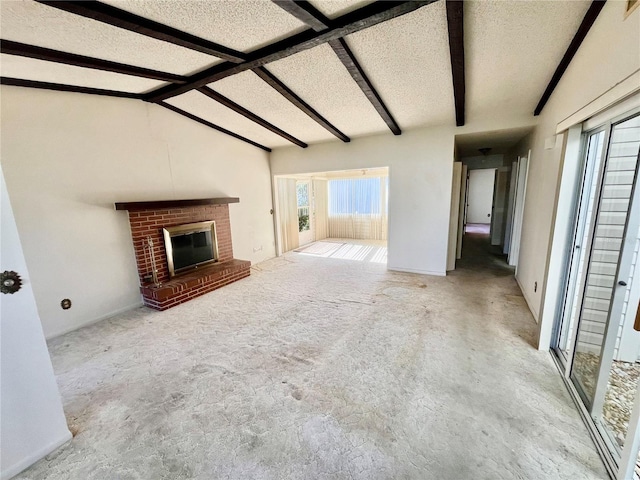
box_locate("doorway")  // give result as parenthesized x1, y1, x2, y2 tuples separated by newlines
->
(466, 168, 495, 230)
(275, 168, 389, 258)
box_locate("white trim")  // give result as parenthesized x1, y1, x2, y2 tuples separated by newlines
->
(583, 91, 640, 131)
(447, 162, 462, 271)
(556, 69, 640, 133)
(508, 152, 530, 268)
(456, 164, 468, 260)
(1, 430, 72, 480)
(45, 301, 143, 340)
(539, 126, 583, 351)
(389, 265, 446, 277)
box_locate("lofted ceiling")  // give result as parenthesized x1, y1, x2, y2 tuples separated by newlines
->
(0, 0, 596, 152)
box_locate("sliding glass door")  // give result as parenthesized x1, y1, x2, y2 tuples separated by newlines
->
(556, 128, 607, 364)
(297, 180, 314, 246)
(554, 109, 640, 479)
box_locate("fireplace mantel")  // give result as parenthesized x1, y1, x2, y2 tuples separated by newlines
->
(114, 197, 239, 211)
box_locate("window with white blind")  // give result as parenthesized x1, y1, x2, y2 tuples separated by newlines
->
(327, 177, 388, 240)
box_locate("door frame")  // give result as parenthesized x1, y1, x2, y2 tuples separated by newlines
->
(508, 151, 530, 268)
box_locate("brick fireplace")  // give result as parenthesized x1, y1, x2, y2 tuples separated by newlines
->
(116, 198, 250, 310)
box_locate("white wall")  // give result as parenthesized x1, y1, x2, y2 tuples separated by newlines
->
(1, 86, 276, 338)
(1, 165, 72, 480)
(467, 168, 495, 224)
(271, 127, 455, 276)
(515, 0, 640, 346)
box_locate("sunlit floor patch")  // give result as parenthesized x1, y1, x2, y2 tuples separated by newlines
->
(295, 238, 387, 264)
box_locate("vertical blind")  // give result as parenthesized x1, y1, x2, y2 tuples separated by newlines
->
(327, 176, 388, 240)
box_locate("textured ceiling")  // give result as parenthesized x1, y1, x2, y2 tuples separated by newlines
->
(0, 0, 217, 75)
(345, 0, 454, 129)
(267, 43, 389, 138)
(166, 90, 289, 148)
(101, 0, 308, 52)
(212, 71, 336, 143)
(0, 0, 601, 150)
(465, 0, 592, 123)
(0, 54, 165, 93)
(309, 0, 375, 19)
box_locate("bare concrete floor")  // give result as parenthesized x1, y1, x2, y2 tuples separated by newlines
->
(17, 234, 607, 479)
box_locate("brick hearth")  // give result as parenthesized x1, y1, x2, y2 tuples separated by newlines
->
(118, 199, 250, 310)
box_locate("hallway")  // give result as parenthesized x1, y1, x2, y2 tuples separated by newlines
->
(458, 228, 514, 276)
(17, 249, 606, 479)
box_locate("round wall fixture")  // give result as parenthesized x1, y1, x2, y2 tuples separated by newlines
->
(1, 271, 22, 294)
(61, 298, 72, 310)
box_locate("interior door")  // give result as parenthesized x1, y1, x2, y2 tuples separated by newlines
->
(491, 167, 511, 246)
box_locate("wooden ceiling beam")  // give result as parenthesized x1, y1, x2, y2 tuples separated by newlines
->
(197, 86, 308, 148)
(0, 39, 188, 84)
(272, 1, 400, 135)
(252, 67, 350, 143)
(0, 76, 143, 99)
(35, 1, 246, 62)
(145, 1, 436, 102)
(159, 102, 272, 152)
(328, 37, 401, 135)
(271, 0, 330, 32)
(534, 0, 606, 116)
(445, 0, 465, 126)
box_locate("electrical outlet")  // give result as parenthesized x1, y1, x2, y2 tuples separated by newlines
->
(253, 246, 263, 253)
(534, 281, 538, 293)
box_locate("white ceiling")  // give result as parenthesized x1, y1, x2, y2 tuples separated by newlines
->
(267, 42, 389, 138)
(465, 0, 591, 123)
(308, 0, 374, 20)
(101, 0, 308, 53)
(0, 0, 218, 75)
(213, 70, 336, 144)
(0, 53, 166, 93)
(455, 126, 534, 157)
(345, 0, 454, 129)
(166, 90, 287, 148)
(0, 0, 595, 150)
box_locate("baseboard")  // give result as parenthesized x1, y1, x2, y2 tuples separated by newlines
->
(45, 301, 143, 340)
(515, 275, 539, 323)
(1, 430, 72, 480)
(387, 265, 446, 277)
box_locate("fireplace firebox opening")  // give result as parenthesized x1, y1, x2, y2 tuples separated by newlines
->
(163, 220, 219, 277)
